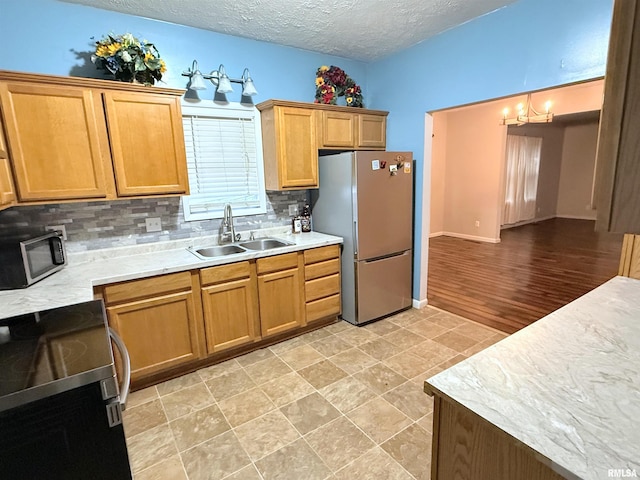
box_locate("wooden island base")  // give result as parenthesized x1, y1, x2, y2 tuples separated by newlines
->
(429, 394, 567, 480)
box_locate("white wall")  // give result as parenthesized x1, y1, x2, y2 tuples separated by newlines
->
(556, 121, 600, 219)
(440, 103, 507, 243)
(429, 113, 447, 235)
(429, 80, 604, 240)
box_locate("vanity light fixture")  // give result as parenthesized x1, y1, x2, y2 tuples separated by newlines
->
(501, 94, 553, 126)
(182, 60, 258, 97)
(181, 60, 207, 91)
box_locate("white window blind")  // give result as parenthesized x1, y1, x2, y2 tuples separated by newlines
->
(181, 101, 266, 221)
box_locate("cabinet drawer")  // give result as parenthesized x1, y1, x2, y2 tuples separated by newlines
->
(103, 271, 192, 304)
(306, 294, 341, 322)
(305, 258, 340, 281)
(201, 261, 251, 286)
(257, 252, 298, 275)
(304, 245, 340, 264)
(305, 274, 340, 302)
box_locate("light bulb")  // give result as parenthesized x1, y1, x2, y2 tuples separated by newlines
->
(545, 101, 552, 113)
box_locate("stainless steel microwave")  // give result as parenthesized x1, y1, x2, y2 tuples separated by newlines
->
(0, 231, 67, 289)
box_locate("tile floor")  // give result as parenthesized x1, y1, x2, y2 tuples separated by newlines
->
(123, 306, 508, 480)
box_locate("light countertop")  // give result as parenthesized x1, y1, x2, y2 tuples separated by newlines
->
(0, 231, 342, 320)
(425, 276, 640, 480)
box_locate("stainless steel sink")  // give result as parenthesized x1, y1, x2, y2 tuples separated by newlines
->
(239, 238, 292, 251)
(190, 244, 247, 259)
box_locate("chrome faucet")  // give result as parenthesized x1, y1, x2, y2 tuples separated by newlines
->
(219, 203, 239, 244)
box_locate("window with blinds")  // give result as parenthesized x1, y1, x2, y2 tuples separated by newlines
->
(181, 101, 266, 221)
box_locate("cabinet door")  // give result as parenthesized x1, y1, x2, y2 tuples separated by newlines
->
(0, 112, 8, 159)
(319, 111, 356, 148)
(357, 114, 386, 149)
(276, 107, 318, 189)
(0, 158, 16, 209)
(258, 267, 304, 337)
(103, 91, 189, 196)
(202, 277, 259, 354)
(0, 82, 109, 201)
(107, 291, 202, 381)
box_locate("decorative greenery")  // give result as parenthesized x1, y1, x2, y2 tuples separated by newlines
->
(92, 33, 166, 85)
(315, 65, 363, 107)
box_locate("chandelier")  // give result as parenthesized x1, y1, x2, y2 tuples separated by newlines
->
(501, 94, 553, 126)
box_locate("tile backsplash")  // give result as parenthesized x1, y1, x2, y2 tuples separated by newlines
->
(0, 191, 307, 253)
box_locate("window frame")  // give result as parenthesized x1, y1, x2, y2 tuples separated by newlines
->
(180, 100, 266, 221)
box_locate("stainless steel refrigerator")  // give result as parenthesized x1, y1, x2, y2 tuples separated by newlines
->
(311, 151, 413, 325)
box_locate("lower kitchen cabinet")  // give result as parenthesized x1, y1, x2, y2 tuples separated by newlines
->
(304, 245, 342, 322)
(96, 246, 340, 387)
(200, 261, 260, 354)
(101, 271, 205, 383)
(257, 252, 305, 337)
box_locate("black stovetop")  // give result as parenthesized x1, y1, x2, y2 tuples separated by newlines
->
(0, 300, 114, 412)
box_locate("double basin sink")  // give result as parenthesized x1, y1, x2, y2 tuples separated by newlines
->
(188, 238, 293, 260)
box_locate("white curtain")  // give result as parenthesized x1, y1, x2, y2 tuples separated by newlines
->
(502, 135, 542, 225)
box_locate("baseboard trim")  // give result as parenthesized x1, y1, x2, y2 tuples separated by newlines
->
(556, 214, 597, 221)
(501, 215, 555, 230)
(412, 298, 429, 309)
(440, 232, 501, 243)
(429, 231, 444, 238)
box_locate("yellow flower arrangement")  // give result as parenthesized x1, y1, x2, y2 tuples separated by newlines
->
(92, 33, 166, 85)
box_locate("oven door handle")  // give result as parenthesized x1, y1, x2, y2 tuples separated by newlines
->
(108, 327, 131, 410)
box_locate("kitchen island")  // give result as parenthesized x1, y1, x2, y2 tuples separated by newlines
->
(425, 276, 640, 480)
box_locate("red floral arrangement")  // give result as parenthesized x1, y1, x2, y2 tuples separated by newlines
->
(315, 65, 363, 107)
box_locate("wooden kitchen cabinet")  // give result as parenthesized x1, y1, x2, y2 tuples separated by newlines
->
(594, 0, 640, 233)
(200, 261, 260, 354)
(318, 110, 387, 150)
(0, 70, 188, 204)
(0, 114, 16, 210)
(103, 91, 189, 196)
(304, 245, 341, 322)
(258, 99, 388, 191)
(259, 101, 319, 190)
(101, 271, 205, 383)
(0, 81, 111, 201)
(256, 252, 305, 337)
(318, 111, 356, 148)
(357, 113, 386, 148)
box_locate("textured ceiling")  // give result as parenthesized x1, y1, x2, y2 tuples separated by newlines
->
(62, 0, 517, 61)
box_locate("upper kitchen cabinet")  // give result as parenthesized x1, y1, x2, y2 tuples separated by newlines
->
(258, 100, 319, 190)
(0, 71, 188, 204)
(0, 80, 111, 201)
(594, 0, 640, 233)
(0, 114, 16, 210)
(103, 91, 188, 196)
(257, 99, 388, 191)
(318, 109, 387, 149)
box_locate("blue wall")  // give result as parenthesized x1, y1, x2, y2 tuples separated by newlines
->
(0, 0, 614, 300)
(366, 0, 614, 298)
(0, 0, 367, 101)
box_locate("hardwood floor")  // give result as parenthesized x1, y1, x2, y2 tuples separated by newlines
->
(426, 218, 624, 333)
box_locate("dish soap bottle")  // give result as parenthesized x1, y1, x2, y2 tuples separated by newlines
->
(301, 204, 312, 233)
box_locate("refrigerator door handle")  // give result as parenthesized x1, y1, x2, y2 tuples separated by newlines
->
(352, 221, 358, 257)
(109, 327, 131, 410)
(363, 250, 410, 262)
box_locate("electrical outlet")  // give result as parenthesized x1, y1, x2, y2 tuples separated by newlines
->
(288, 204, 299, 216)
(46, 225, 67, 240)
(145, 217, 162, 233)
(475, 220, 480, 228)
